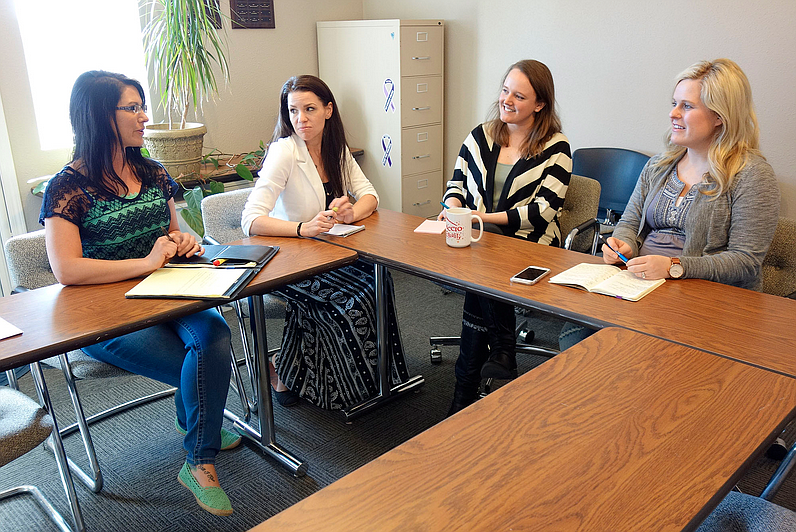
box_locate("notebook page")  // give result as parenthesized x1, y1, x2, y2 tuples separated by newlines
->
(591, 270, 665, 301)
(125, 268, 248, 298)
(0, 316, 23, 340)
(548, 263, 620, 291)
(324, 224, 365, 237)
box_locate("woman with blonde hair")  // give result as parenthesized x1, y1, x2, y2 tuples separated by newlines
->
(560, 58, 779, 350)
(439, 59, 571, 415)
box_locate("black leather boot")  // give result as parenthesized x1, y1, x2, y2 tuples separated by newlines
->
(480, 299, 517, 379)
(446, 382, 479, 417)
(480, 352, 518, 379)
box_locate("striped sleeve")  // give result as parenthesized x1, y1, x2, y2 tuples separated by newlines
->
(444, 127, 488, 208)
(505, 135, 571, 245)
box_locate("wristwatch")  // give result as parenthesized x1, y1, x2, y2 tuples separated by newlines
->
(669, 257, 684, 279)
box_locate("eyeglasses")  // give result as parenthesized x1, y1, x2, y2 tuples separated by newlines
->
(116, 104, 148, 114)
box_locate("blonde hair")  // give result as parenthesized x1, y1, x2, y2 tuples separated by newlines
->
(485, 59, 562, 159)
(656, 58, 762, 197)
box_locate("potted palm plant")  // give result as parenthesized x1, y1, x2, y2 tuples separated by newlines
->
(140, 0, 230, 178)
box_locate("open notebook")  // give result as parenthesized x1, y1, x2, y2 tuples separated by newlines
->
(125, 245, 279, 300)
(548, 263, 665, 302)
(323, 224, 365, 237)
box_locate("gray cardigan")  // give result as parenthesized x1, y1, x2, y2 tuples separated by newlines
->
(612, 152, 780, 290)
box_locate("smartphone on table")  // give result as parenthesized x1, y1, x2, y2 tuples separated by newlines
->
(510, 266, 551, 285)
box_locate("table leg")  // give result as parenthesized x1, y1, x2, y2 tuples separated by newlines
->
(223, 294, 308, 477)
(343, 263, 425, 421)
(31, 362, 86, 532)
(761, 441, 796, 500)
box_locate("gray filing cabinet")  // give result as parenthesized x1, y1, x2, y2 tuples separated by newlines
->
(317, 19, 444, 219)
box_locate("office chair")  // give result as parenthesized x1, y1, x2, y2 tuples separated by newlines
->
(3, 230, 177, 494)
(429, 174, 602, 367)
(1, 367, 85, 532)
(760, 217, 796, 299)
(572, 147, 650, 226)
(201, 188, 287, 416)
(700, 218, 796, 530)
(756, 217, 796, 459)
(696, 490, 796, 531)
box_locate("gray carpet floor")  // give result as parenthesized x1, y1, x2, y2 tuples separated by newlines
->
(2, 270, 795, 531)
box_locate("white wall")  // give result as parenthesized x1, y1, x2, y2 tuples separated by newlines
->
(0, 0, 363, 231)
(364, 0, 796, 219)
(2, 0, 795, 230)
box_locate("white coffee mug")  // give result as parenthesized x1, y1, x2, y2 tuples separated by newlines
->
(445, 207, 484, 248)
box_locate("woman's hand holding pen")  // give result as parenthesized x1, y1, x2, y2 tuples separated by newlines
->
(302, 210, 336, 237)
(161, 227, 203, 258)
(602, 236, 670, 280)
(601, 236, 633, 265)
(329, 196, 354, 224)
(148, 236, 178, 269)
(436, 198, 462, 221)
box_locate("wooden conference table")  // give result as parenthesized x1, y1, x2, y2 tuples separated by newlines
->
(0, 236, 358, 477)
(270, 208, 796, 530)
(254, 327, 796, 531)
(318, 209, 796, 378)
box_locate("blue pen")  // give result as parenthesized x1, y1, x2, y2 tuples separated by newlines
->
(599, 235, 629, 264)
(440, 201, 450, 210)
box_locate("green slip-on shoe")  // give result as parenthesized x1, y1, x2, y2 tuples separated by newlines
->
(175, 418, 242, 451)
(178, 462, 233, 516)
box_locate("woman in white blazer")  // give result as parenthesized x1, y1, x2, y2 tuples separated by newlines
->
(241, 75, 410, 410)
(240, 132, 378, 236)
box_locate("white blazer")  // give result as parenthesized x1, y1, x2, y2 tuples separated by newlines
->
(241, 134, 379, 236)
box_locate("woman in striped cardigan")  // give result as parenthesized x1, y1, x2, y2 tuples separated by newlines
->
(439, 59, 572, 416)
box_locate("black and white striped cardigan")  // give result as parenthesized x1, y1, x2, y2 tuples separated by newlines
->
(443, 125, 571, 246)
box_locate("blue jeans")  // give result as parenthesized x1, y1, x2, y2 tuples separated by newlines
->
(82, 308, 231, 466)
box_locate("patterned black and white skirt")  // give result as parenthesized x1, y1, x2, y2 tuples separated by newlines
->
(273, 260, 410, 410)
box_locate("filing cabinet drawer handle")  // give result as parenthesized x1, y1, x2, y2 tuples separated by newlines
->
(412, 107, 431, 111)
(413, 200, 431, 207)
(411, 56, 431, 60)
(412, 154, 431, 160)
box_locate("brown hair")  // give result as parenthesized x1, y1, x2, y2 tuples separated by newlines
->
(484, 60, 562, 159)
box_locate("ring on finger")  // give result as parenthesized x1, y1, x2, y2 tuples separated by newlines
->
(641, 272, 646, 279)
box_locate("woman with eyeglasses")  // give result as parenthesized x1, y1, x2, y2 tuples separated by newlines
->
(241, 75, 411, 411)
(40, 70, 238, 516)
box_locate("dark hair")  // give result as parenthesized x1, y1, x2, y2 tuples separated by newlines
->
(485, 59, 562, 159)
(273, 75, 348, 197)
(69, 70, 159, 197)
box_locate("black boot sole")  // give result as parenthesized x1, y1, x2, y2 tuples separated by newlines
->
(480, 360, 518, 380)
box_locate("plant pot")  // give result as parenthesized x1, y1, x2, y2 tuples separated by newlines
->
(143, 123, 207, 178)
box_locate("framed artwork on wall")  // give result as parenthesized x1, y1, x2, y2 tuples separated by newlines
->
(230, 0, 275, 29)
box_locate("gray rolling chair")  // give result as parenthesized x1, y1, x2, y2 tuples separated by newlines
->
(3, 230, 177, 494)
(697, 491, 796, 532)
(572, 147, 650, 227)
(201, 188, 287, 416)
(2, 370, 85, 532)
(429, 174, 602, 366)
